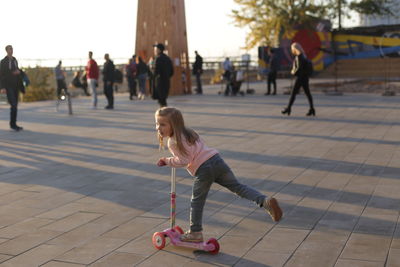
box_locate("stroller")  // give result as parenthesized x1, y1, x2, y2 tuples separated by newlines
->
(223, 67, 244, 96)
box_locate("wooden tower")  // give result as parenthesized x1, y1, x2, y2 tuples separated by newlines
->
(135, 0, 191, 95)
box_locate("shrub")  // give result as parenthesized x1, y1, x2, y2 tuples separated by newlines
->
(22, 67, 55, 102)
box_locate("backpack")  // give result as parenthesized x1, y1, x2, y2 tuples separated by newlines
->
(20, 70, 30, 87)
(306, 59, 313, 77)
(114, 69, 123, 83)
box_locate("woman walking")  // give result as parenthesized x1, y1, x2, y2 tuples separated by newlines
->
(282, 42, 315, 116)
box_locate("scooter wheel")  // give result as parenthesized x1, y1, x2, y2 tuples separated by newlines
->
(206, 238, 220, 254)
(152, 232, 166, 250)
(173, 226, 184, 234)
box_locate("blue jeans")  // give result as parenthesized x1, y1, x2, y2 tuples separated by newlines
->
(88, 79, 97, 107)
(190, 154, 266, 232)
(138, 74, 147, 95)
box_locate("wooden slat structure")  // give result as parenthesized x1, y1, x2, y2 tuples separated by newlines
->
(135, 0, 191, 95)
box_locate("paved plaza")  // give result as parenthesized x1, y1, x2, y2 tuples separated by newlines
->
(0, 83, 400, 266)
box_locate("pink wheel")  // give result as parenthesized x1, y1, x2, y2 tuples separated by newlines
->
(173, 226, 184, 234)
(206, 238, 220, 254)
(152, 232, 166, 250)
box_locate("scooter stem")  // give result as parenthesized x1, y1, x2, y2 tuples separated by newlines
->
(170, 168, 176, 228)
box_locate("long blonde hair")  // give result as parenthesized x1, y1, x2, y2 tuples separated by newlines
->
(291, 42, 307, 58)
(155, 107, 199, 156)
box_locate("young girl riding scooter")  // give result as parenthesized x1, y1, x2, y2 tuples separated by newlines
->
(155, 107, 282, 242)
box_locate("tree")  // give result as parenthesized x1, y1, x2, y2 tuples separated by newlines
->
(232, 0, 328, 48)
(232, 0, 398, 48)
(349, 0, 396, 16)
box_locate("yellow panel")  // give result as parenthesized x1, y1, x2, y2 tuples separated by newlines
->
(334, 34, 400, 46)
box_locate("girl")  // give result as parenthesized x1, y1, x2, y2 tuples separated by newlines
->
(155, 107, 282, 242)
(282, 42, 315, 116)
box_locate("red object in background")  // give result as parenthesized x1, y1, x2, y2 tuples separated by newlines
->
(292, 29, 321, 60)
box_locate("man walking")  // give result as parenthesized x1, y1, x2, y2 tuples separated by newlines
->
(85, 51, 99, 108)
(55, 60, 67, 99)
(153, 43, 173, 107)
(102, 53, 115, 109)
(192, 51, 203, 94)
(0, 45, 25, 131)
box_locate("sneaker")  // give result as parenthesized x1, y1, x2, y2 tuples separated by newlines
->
(180, 231, 203, 243)
(264, 197, 282, 222)
(10, 125, 23, 132)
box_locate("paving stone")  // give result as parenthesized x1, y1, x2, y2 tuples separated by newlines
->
(1, 88, 400, 266)
(101, 217, 165, 240)
(234, 250, 291, 267)
(195, 235, 260, 266)
(41, 212, 104, 232)
(89, 252, 145, 266)
(41, 261, 86, 267)
(353, 212, 397, 236)
(47, 220, 124, 248)
(391, 221, 400, 249)
(0, 229, 62, 255)
(340, 233, 391, 262)
(0, 217, 54, 239)
(135, 250, 192, 267)
(285, 229, 348, 267)
(0, 244, 71, 267)
(0, 254, 13, 264)
(254, 227, 309, 254)
(334, 259, 384, 267)
(55, 236, 128, 265)
(225, 209, 274, 237)
(386, 248, 400, 267)
(117, 232, 159, 257)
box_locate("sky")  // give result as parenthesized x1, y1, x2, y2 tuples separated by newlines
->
(0, 0, 255, 67)
(1, 0, 360, 67)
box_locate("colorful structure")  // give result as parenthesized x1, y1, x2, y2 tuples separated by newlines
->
(259, 24, 400, 74)
(135, 0, 191, 95)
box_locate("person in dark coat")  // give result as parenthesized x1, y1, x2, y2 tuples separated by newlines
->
(0, 45, 25, 131)
(265, 48, 279, 95)
(125, 57, 137, 100)
(102, 53, 115, 109)
(192, 51, 203, 94)
(153, 43, 174, 107)
(282, 42, 315, 116)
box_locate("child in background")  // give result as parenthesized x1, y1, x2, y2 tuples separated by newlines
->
(155, 107, 282, 242)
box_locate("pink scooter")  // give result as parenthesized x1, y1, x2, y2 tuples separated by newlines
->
(152, 168, 220, 254)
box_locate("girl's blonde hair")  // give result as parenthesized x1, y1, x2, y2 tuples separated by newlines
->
(291, 42, 307, 58)
(155, 107, 199, 156)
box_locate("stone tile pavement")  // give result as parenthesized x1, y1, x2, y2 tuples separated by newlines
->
(0, 82, 399, 266)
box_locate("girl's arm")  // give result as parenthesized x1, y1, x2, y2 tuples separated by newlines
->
(164, 144, 190, 168)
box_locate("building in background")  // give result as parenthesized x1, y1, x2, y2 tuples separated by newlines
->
(135, 0, 191, 95)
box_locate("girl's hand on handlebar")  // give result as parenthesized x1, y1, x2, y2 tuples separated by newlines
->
(157, 158, 167, 166)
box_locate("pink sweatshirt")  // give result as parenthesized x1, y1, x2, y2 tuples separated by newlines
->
(165, 135, 218, 176)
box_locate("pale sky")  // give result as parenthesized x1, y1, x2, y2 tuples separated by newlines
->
(1, 0, 361, 67)
(0, 0, 255, 67)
